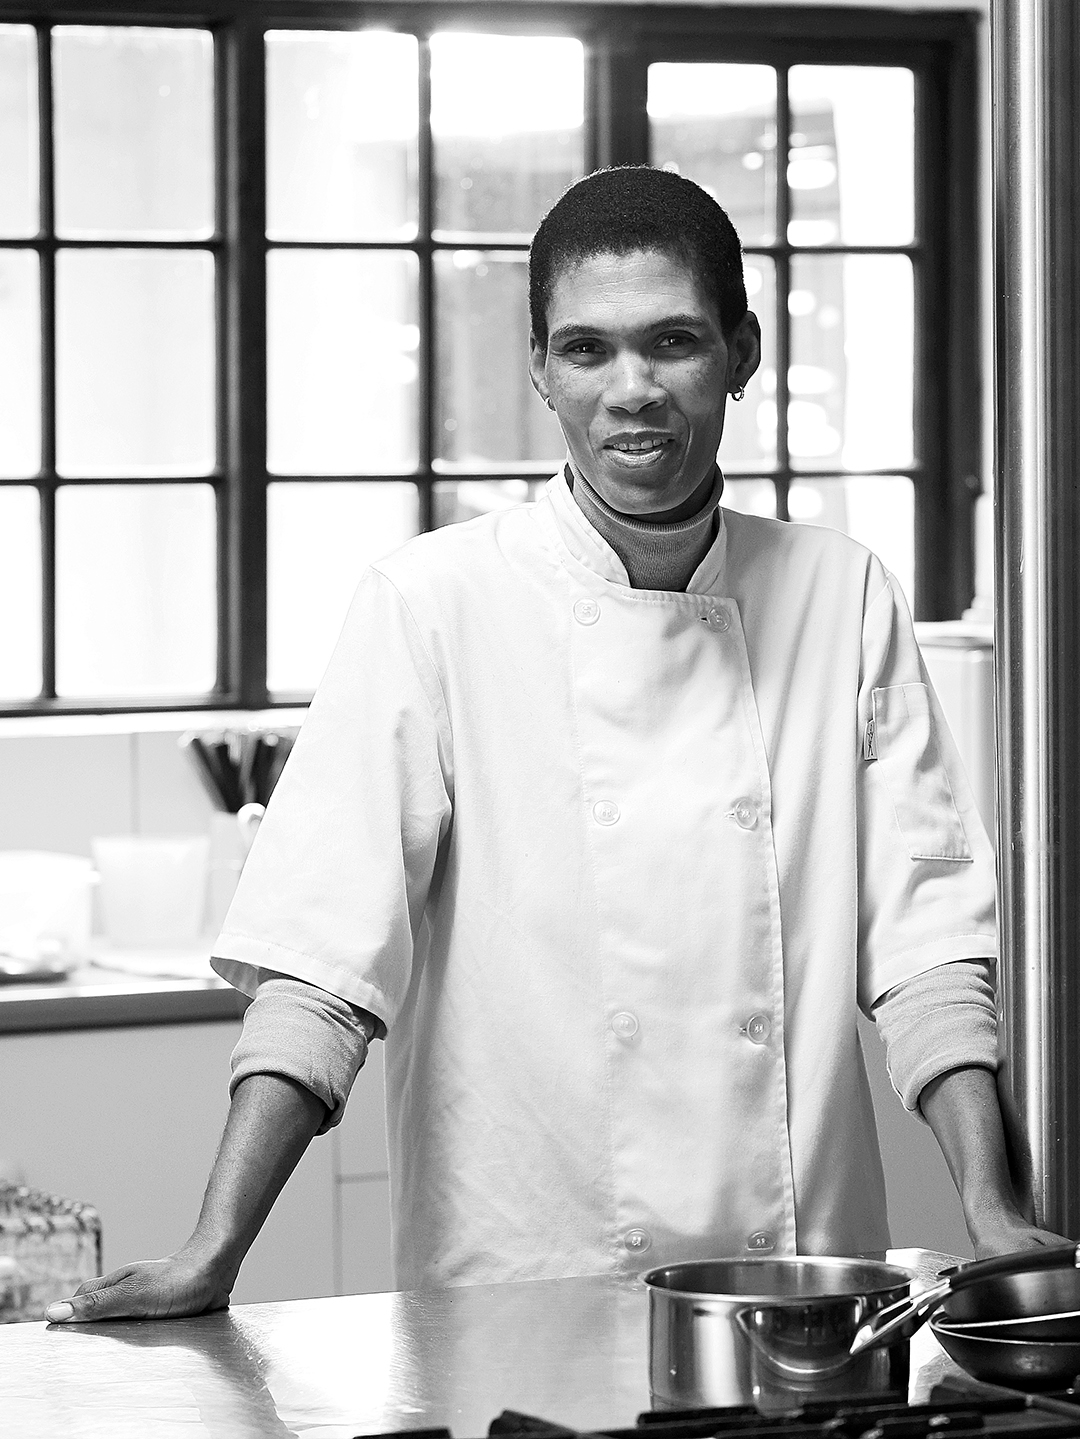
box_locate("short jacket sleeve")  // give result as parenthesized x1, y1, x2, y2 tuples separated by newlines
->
(856, 571, 997, 1011)
(211, 567, 454, 1029)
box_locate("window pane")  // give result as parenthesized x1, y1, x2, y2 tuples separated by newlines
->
(54, 26, 213, 240)
(649, 64, 777, 247)
(0, 250, 40, 477)
(266, 30, 418, 242)
(789, 254, 913, 471)
(55, 484, 216, 697)
(56, 248, 215, 477)
(435, 249, 564, 469)
(788, 66, 914, 248)
(720, 254, 776, 473)
(0, 487, 41, 698)
(721, 478, 776, 520)
(433, 477, 547, 528)
(787, 475, 915, 607)
(431, 34, 584, 238)
(267, 250, 419, 476)
(0, 25, 38, 237)
(267, 481, 419, 692)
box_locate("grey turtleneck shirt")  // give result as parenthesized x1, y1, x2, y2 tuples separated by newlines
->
(567, 462, 724, 592)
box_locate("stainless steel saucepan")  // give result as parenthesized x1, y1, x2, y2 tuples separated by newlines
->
(644, 1256, 914, 1411)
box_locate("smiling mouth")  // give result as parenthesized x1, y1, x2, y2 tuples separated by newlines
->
(605, 436, 673, 453)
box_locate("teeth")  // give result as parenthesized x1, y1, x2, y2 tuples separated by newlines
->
(611, 438, 667, 452)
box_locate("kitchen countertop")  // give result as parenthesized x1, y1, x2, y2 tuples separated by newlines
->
(0, 1250, 964, 1439)
(0, 949, 247, 1034)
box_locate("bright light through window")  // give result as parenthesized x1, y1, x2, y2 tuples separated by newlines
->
(429, 34, 583, 137)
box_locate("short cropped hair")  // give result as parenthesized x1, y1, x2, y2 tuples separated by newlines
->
(529, 166, 748, 348)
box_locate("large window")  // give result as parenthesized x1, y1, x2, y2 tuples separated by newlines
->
(0, 5, 979, 714)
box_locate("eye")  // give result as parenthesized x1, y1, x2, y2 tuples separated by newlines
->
(563, 338, 603, 356)
(657, 331, 697, 351)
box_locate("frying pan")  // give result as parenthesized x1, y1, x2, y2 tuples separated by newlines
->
(929, 1262, 1080, 1389)
(930, 1319, 1080, 1389)
(850, 1242, 1080, 1356)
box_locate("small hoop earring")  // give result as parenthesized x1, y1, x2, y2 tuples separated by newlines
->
(731, 386, 746, 402)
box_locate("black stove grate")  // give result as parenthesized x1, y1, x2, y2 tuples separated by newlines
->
(358, 1387, 1080, 1439)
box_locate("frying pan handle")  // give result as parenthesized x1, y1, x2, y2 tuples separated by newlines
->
(947, 1241, 1080, 1293)
(849, 1242, 1080, 1358)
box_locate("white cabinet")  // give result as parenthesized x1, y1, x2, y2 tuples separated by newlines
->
(0, 1020, 393, 1306)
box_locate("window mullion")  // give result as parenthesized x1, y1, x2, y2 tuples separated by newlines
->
(418, 33, 435, 532)
(222, 14, 268, 708)
(593, 27, 648, 169)
(774, 65, 791, 524)
(36, 23, 57, 701)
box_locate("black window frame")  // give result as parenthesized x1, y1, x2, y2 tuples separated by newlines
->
(0, 1, 980, 717)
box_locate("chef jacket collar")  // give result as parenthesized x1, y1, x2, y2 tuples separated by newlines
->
(545, 461, 730, 596)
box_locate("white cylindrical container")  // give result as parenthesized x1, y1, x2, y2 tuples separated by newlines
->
(91, 835, 210, 948)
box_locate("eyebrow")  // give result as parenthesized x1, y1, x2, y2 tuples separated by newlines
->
(548, 313, 709, 347)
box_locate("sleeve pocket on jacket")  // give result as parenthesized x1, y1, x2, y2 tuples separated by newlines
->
(871, 682, 973, 862)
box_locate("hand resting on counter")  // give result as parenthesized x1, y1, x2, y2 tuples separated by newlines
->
(45, 1071, 327, 1324)
(45, 1241, 235, 1323)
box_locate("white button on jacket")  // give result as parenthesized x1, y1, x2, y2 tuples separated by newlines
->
(215, 469, 997, 1291)
(611, 1011, 640, 1040)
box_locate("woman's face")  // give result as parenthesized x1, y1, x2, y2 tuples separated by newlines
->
(530, 247, 760, 515)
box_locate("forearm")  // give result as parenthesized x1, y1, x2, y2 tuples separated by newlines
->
(187, 1071, 327, 1279)
(45, 1069, 328, 1323)
(920, 1064, 1063, 1256)
(920, 1066, 1015, 1217)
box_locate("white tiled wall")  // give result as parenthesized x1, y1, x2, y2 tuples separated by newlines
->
(0, 717, 303, 860)
(0, 733, 135, 855)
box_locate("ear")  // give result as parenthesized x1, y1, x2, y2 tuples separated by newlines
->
(528, 333, 550, 407)
(727, 311, 762, 394)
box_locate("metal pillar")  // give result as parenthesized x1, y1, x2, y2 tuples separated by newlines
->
(991, 0, 1080, 1237)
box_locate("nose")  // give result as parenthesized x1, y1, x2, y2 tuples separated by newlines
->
(603, 352, 666, 413)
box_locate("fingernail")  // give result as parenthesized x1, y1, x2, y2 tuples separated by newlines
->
(46, 1302, 74, 1322)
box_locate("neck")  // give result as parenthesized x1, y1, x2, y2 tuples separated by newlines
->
(568, 464, 724, 592)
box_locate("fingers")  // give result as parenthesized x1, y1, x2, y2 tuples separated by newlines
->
(46, 1272, 152, 1324)
(45, 1265, 134, 1323)
(75, 1266, 138, 1296)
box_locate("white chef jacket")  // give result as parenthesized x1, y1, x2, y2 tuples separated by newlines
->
(212, 471, 997, 1290)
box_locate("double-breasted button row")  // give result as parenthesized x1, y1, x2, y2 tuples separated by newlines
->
(574, 599, 731, 631)
(593, 796, 760, 831)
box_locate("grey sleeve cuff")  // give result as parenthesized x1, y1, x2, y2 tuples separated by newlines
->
(229, 974, 377, 1134)
(871, 959, 999, 1116)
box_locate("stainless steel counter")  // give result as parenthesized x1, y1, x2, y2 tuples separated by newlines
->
(0, 965, 246, 1034)
(0, 1250, 961, 1439)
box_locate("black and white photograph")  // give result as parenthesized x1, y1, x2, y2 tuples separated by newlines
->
(2, 1, 1080, 1434)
